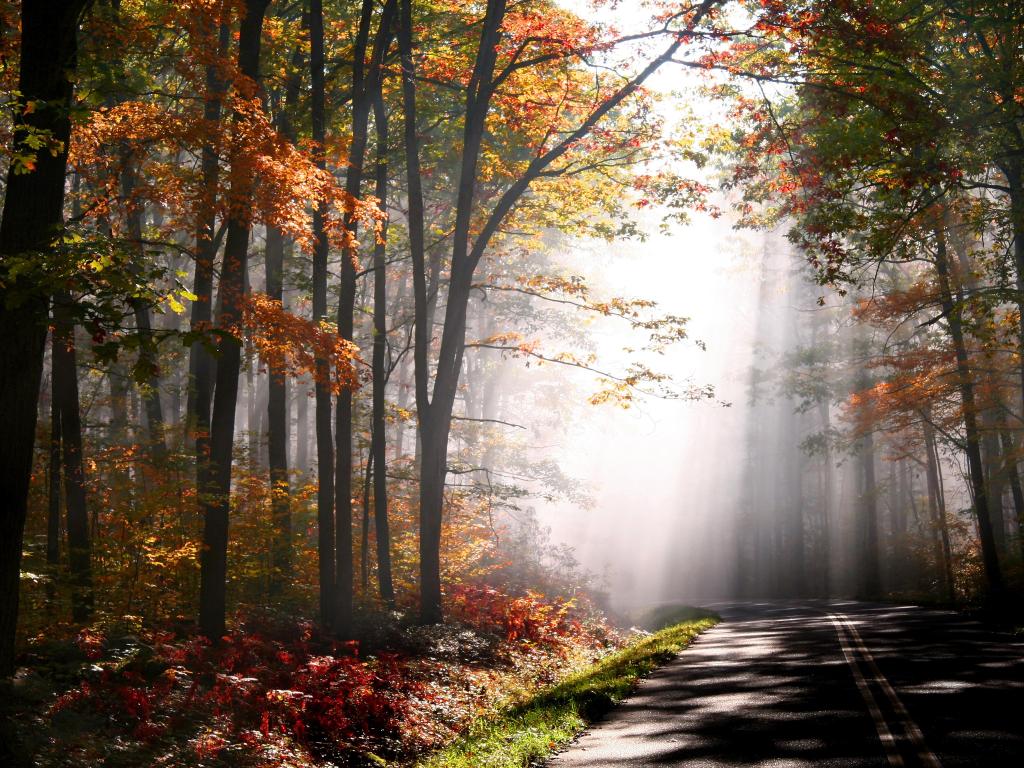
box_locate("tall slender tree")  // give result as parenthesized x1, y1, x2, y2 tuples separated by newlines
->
(308, 0, 336, 627)
(198, 0, 272, 640)
(0, 0, 94, 678)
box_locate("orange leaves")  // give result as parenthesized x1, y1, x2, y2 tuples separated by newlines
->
(240, 294, 362, 394)
(498, 4, 609, 59)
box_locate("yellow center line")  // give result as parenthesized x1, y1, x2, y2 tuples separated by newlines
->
(828, 613, 905, 767)
(834, 613, 943, 768)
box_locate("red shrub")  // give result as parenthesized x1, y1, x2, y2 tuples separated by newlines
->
(447, 584, 579, 644)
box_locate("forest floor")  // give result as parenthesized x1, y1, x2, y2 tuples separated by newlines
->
(0, 592, 717, 768)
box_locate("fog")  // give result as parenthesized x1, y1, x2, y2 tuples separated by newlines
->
(539, 212, 759, 609)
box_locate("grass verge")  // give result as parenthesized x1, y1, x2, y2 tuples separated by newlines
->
(416, 607, 719, 768)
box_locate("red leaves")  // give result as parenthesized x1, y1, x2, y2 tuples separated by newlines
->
(448, 584, 579, 644)
(74, 627, 106, 660)
(47, 625, 429, 761)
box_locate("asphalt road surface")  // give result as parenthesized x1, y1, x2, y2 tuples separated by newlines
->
(547, 601, 1024, 767)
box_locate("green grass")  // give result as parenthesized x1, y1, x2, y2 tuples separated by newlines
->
(416, 608, 719, 768)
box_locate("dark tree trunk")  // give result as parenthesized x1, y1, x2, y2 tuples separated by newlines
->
(47, 378, 62, 605)
(858, 426, 881, 599)
(309, 0, 336, 627)
(295, 376, 309, 476)
(981, 418, 1006, 553)
(371, 94, 395, 607)
(198, 0, 270, 640)
(333, 0, 397, 637)
(120, 161, 167, 461)
(1001, 430, 1024, 556)
(190, 20, 229, 613)
(817, 398, 832, 597)
(188, 17, 229, 443)
(398, 0, 437, 619)
(411, 0, 510, 625)
(266, 226, 291, 593)
(933, 222, 1005, 599)
(360, 450, 372, 591)
(265, 42, 302, 596)
(0, 0, 92, 677)
(923, 415, 955, 602)
(1001, 163, 1024, 421)
(332, 0, 375, 641)
(53, 299, 93, 622)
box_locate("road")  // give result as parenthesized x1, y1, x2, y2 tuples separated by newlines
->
(547, 601, 1024, 767)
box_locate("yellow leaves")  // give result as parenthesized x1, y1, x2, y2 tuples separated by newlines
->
(143, 539, 200, 570)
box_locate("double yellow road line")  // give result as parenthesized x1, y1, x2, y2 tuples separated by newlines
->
(828, 612, 942, 768)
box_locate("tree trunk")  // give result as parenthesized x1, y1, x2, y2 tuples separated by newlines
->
(266, 225, 291, 594)
(817, 397, 832, 596)
(1002, 163, 1024, 422)
(334, 0, 397, 637)
(371, 94, 396, 607)
(309, 0, 336, 627)
(922, 415, 955, 602)
(120, 160, 168, 460)
(1002, 430, 1024, 556)
(859, 426, 881, 599)
(264, 42, 302, 595)
(188, 16, 229, 445)
(53, 299, 93, 622)
(198, 0, 270, 640)
(295, 376, 309, 476)
(981, 417, 1006, 553)
(0, 0, 91, 677)
(933, 222, 1005, 598)
(47, 378, 62, 608)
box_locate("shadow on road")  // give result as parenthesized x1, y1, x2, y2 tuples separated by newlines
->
(547, 601, 1024, 768)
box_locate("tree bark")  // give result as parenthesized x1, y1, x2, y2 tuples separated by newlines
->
(309, 0, 336, 627)
(47, 375, 62, 607)
(1000, 163, 1024, 421)
(52, 298, 93, 622)
(1001, 429, 1024, 556)
(858, 423, 881, 599)
(188, 16, 229, 445)
(264, 42, 302, 596)
(922, 415, 955, 602)
(0, 0, 92, 677)
(332, 0, 373, 639)
(266, 225, 291, 593)
(334, 0, 397, 637)
(817, 398, 832, 596)
(198, 0, 270, 640)
(933, 222, 1005, 598)
(295, 375, 309, 476)
(371, 94, 396, 607)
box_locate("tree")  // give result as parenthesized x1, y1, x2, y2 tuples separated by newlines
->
(334, 0, 396, 638)
(308, 0, 336, 628)
(400, 0, 723, 622)
(719, 0, 1018, 600)
(198, 0, 273, 641)
(0, 0, 94, 678)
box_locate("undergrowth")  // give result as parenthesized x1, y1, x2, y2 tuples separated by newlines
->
(417, 607, 719, 768)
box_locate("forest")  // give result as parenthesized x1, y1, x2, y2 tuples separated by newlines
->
(1, 0, 1023, 766)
